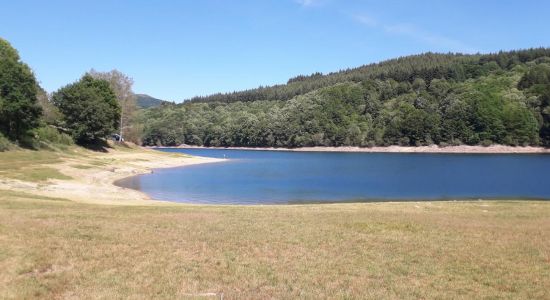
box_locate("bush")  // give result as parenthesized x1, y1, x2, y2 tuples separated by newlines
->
(480, 139, 493, 147)
(35, 126, 73, 147)
(398, 137, 410, 146)
(0, 133, 13, 151)
(18, 134, 40, 149)
(451, 139, 463, 146)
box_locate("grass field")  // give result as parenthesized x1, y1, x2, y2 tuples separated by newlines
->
(0, 146, 549, 298)
(0, 150, 71, 182)
(1, 192, 549, 299)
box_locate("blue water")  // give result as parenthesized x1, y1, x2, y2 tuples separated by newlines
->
(115, 148, 550, 204)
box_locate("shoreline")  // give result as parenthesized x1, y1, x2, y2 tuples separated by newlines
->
(96, 153, 224, 205)
(2, 144, 549, 206)
(0, 147, 224, 205)
(148, 144, 550, 154)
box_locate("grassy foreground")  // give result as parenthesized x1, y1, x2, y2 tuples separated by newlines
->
(1, 192, 549, 299)
(0, 145, 548, 298)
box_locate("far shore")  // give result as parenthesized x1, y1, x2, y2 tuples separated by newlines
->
(148, 144, 550, 154)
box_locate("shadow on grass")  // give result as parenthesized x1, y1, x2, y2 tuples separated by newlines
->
(78, 139, 113, 153)
(15, 135, 130, 153)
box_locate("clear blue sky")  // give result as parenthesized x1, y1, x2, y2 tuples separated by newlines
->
(1, 0, 548, 102)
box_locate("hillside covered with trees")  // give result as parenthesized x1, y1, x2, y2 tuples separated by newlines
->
(2, 35, 549, 150)
(136, 94, 169, 109)
(139, 48, 550, 148)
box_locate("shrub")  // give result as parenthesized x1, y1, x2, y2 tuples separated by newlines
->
(35, 126, 74, 147)
(398, 137, 410, 146)
(0, 133, 13, 151)
(480, 139, 493, 147)
(451, 139, 463, 146)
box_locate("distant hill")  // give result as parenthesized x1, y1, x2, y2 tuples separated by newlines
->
(139, 48, 550, 148)
(185, 48, 550, 105)
(135, 94, 168, 109)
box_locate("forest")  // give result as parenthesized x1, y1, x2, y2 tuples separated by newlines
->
(2, 35, 550, 150)
(139, 48, 550, 147)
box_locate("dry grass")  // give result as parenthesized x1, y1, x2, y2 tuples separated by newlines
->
(0, 194, 548, 299)
(0, 150, 72, 182)
(0, 145, 548, 298)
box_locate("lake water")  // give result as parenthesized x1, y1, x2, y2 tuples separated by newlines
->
(115, 148, 550, 204)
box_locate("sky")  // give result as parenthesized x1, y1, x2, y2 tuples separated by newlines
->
(1, 0, 548, 102)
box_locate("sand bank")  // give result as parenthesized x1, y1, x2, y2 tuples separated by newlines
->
(0, 147, 223, 205)
(155, 144, 550, 154)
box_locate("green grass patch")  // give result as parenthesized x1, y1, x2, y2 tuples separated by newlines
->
(164, 152, 191, 158)
(88, 160, 111, 166)
(0, 150, 62, 172)
(8, 167, 72, 182)
(71, 164, 94, 169)
(0, 190, 70, 203)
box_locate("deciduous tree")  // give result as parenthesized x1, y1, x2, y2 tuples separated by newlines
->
(52, 75, 120, 144)
(0, 38, 42, 141)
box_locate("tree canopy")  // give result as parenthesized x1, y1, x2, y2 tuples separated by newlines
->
(0, 38, 42, 141)
(138, 48, 550, 147)
(88, 69, 141, 143)
(52, 74, 121, 144)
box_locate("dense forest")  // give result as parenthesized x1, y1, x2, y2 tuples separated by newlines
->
(139, 48, 550, 147)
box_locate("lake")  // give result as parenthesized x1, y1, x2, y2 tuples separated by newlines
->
(115, 148, 550, 204)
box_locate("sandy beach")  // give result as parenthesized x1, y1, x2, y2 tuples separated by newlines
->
(0, 146, 223, 205)
(155, 144, 550, 154)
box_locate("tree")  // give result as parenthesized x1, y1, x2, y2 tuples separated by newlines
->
(518, 64, 550, 90)
(88, 69, 139, 142)
(36, 86, 61, 125)
(518, 64, 550, 145)
(0, 38, 42, 141)
(52, 74, 120, 144)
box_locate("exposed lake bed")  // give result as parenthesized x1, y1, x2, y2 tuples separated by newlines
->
(116, 148, 550, 204)
(150, 144, 550, 154)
